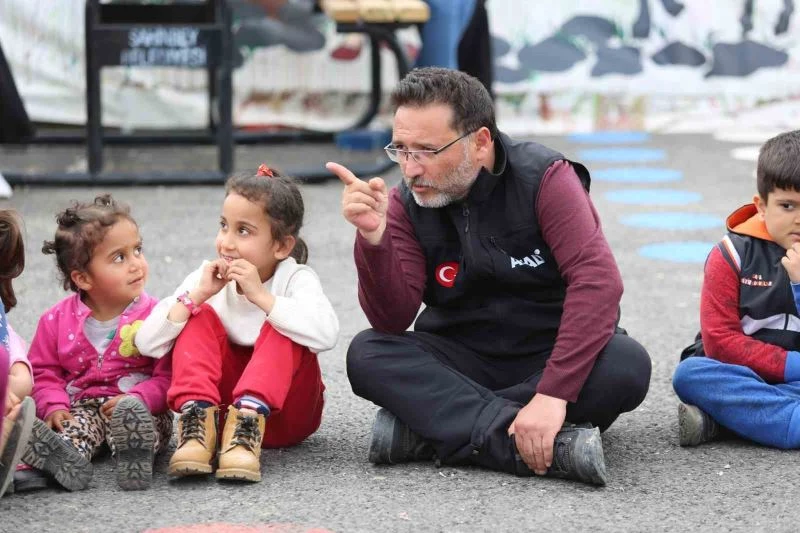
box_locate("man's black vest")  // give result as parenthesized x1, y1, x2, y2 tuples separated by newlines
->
(681, 231, 800, 360)
(401, 133, 591, 358)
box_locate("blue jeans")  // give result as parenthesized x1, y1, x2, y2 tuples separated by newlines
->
(673, 357, 800, 449)
(416, 0, 477, 69)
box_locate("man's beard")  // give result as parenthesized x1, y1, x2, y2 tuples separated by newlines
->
(406, 146, 479, 208)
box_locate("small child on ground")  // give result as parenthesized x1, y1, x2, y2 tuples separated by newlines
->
(0, 294, 35, 498)
(0, 210, 33, 406)
(0, 209, 89, 494)
(26, 194, 172, 490)
(135, 164, 339, 483)
(674, 130, 800, 448)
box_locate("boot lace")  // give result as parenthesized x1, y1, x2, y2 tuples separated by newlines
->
(179, 405, 207, 446)
(231, 414, 261, 452)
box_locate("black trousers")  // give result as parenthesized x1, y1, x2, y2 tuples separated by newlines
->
(347, 330, 651, 475)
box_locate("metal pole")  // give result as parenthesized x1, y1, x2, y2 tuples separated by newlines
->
(85, 0, 103, 176)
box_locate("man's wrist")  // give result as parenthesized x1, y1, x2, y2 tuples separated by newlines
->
(359, 223, 386, 246)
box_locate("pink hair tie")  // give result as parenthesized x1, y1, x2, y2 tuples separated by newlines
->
(257, 164, 274, 178)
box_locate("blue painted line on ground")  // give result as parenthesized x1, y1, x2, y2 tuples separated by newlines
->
(638, 241, 716, 263)
(605, 189, 702, 205)
(620, 212, 721, 230)
(568, 131, 650, 144)
(593, 167, 683, 183)
(579, 148, 666, 162)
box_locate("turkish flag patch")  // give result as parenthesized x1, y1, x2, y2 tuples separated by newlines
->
(435, 262, 459, 288)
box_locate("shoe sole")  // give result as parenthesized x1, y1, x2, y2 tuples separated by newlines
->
(169, 461, 214, 477)
(367, 408, 395, 465)
(21, 416, 93, 491)
(0, 397, 36, 497)
(12, 470, 50, 492)
(570, 427, 608, 486)
(111, 397, 155, 491)
(215, 467, 261, 482)
(678, 403, 706, 447)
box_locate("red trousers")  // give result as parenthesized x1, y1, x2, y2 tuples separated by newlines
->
(167, 305, 324, 448)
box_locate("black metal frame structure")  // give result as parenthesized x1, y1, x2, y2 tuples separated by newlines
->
(0, 2, 411, 185)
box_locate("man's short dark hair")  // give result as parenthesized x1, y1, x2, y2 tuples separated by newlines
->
(757, 130, 800, 199)
(391, 67, 497, 139)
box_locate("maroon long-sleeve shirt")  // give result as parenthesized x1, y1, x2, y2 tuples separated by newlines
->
(354, 160, 623, 402)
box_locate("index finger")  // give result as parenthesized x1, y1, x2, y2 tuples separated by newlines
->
(543, 434, 554, 469)
(326, 161, 359, 186)
(532, 436, 547, 473)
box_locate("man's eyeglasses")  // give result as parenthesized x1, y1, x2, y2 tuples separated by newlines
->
(384, 130, 475, 164)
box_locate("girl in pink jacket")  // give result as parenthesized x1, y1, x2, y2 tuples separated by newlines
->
(26, 194, 172, 491)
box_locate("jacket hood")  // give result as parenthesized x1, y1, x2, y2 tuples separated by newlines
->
(726, 203, 773, 242)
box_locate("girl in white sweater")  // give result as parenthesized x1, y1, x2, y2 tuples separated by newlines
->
(135, 164, 339, 483)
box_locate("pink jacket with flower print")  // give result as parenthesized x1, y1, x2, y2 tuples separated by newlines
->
(29, 292, 171, 419)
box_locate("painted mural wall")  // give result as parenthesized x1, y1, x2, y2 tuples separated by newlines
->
(0, 0, 798, 133)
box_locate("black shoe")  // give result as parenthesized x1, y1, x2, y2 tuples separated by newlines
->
(12, 467, 50, 492)
(513, 423, 607, 486)
(367, 408, 435, 465)
(21, 418, 93, 491)
(547, 423, 607, 486)
(111, 396, 156, 491)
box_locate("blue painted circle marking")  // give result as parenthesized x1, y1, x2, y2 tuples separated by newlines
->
(593, 167, 683, 183)
(579, 148, 666, 162)
(605, 189, 702, 205)
(638, 241, 716, 263)
(569, 131, 650, 144)
(620, 212, 721, 230)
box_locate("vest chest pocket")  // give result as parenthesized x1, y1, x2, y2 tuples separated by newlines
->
(484, 231, 563, 293)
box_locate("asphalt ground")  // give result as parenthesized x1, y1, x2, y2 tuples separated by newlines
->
(0, 132, 792, 533)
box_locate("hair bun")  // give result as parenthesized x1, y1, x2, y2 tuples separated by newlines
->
(93, 193, 115, 207)
(55, 208, 81, 228)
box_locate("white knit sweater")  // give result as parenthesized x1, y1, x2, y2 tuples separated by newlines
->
(135, 257, 339, 358)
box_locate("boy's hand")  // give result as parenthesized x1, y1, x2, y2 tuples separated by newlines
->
(781, 243, 800, 283)
(100, 394, 126, 418)
(45, 409, 74, 432)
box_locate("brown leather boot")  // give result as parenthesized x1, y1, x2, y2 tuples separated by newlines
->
(168, 404, 219, 477)
(215, 405, 265, 482)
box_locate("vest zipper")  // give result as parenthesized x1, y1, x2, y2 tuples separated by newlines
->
(462, 203, 473, 267)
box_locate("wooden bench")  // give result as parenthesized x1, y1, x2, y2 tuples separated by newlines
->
(316, 0, 430, 141)
(321, 0, 430, 24)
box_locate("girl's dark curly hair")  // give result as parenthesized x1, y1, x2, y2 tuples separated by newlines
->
(42, 194, 136, 292)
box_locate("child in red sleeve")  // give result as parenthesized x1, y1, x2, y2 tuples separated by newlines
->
(674, 130, 800, 448)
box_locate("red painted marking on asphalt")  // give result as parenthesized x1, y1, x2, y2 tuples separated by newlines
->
(144, 524, 333, 533)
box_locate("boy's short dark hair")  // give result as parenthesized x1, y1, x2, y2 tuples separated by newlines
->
(757, 130, 800, 199)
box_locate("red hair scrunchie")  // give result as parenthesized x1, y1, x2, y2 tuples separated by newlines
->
(257, 164, 274, 178)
